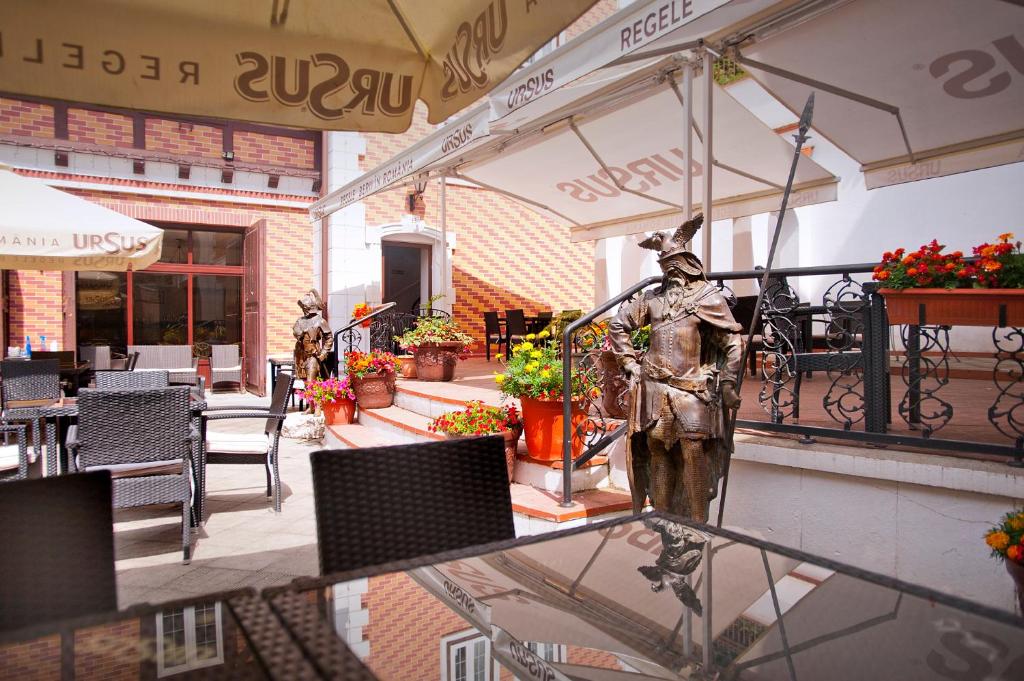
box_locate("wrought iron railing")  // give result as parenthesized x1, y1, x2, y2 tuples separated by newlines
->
(328, 302, 397, 374)
(331, 303, 454, 371)
(559, 262, 1024, 506)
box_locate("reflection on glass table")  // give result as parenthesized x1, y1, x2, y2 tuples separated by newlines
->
(279, 513, 1024, 681)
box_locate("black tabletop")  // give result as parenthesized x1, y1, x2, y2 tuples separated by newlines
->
(269, 512, 1024, 680)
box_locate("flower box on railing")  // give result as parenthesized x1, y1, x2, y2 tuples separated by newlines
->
(879, 288, 1024, 327)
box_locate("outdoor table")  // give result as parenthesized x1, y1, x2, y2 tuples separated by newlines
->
(0, 589, 319, 680)
(263, 512, 1024, 680)
(524, 314, 552, 335)
(59, 361, 91, 396)
(268, 357, 294, 396)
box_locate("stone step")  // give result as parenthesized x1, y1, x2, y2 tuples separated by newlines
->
(357, 404, 443, 444)
(393, 381, 506, 420)
(326, 422, 406, 450)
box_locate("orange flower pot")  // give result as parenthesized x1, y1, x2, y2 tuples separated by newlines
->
(321, 398, 355, 425)
(520, 396, 585, 462)
(880, 288, 1024, 327)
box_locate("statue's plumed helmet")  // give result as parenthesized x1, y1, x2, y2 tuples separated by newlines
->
(638, 214, 705, 277)
(298, 289, 324, 314)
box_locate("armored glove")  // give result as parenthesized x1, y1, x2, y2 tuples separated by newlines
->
(721, 381, 741, 409)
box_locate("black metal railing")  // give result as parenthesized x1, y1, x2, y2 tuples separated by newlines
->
(559, 262, 1024, 506)
(331, 303, 454, 371)
(328, 302, 397, 374)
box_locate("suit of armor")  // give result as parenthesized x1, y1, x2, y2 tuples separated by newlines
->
(293, 290, 333, 411)
(608, 215, 743, 521)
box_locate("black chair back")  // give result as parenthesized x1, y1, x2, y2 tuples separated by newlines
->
(76, 387, 191, 469)
(505, 309, 528, 337)
(267, 372, 295, 435)
(95, 370, 169, 390)
(0, 471, 116, 631)
(127, 351, 141, 371)
(311, 436, 515, 575)
(484, 311, 502, 336)
(0, 358, 60, 405)
(31, 350, 75, 369)
(731, 295, 759, 334)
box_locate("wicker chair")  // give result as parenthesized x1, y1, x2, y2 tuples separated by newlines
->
(210, 345, 243, 390)
(310, 435, 515, 575)
(1, 358, 60, 466)
(483, 311, 506, 361)
(79, 345, 112, 370)
(0, 423, 30, 481)
(128, 345, 198, 386)
(0, 471, 117, 631)
(504, 309, 529, 359)
(202, 372, 293, 513)
(95, 369, 169, 389)
(67, 387, 197, 562)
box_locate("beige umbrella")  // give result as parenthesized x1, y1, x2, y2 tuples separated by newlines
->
(0, 166, 163, 271)
(1, 0, 597, 132)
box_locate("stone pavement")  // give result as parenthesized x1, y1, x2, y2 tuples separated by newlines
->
(114, 389, 324, 609)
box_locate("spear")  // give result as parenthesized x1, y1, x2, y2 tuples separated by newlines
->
(717, 93, 815, 528)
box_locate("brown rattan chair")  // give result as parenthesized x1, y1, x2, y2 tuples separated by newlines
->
(483, 311, 506, 361)
(0, 471, 117, 631)
(311, 435, 515, 575)
(211, 344, 243, 391)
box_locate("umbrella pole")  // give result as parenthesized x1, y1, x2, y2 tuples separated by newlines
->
(440, 174, 448, 309)
(701, 49, 714, 267)
(682, 61, 694, 222)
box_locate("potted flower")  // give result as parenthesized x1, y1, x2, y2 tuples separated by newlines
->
(394, 316, 474, 382)
(428, 401, 522, 482)
(352, 302, 373, 328)
(984, 508, 1024, 613)
(874, 234, 1024, 326)
(344, 350, 397, 409)
(495, 330, 599, 461)
(303, 375, 356, 425)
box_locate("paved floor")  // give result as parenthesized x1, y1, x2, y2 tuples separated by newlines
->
(115, 390, 324, 609)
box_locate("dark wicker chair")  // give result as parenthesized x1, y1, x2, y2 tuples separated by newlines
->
(0, 470, 117, 631)
(504, 309, 529, 359)
(95, 369, 169, 389)
(202, 372, 293, 513)
(211, 344, 243, 390)
(1, 358, 60, 465)
(0, 423, 30, 481)
(67, 387, 197, 562)
(483, 311, 506, 361)
(311, 435, 515, 575)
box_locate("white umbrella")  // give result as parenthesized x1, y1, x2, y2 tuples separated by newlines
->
(0, 166, 163, 271)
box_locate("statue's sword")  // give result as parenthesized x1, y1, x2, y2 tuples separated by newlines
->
(717, 93, 815, 528)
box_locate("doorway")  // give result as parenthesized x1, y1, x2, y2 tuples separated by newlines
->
(382, 242, 431, 314)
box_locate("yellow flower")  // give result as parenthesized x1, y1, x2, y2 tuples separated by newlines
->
(525, 364, 536, 374)
(530, 351, 542, 359)
(494, 374, 506, 384)
(537, 329, 550, 339)
(526, 333, 536, 340)
(999, 232, 1015, 242)
(986, 530, 1011, 551)
(539, 369, 550, 379)
(1009, 515, 1024, 531)
(519, 342, 534, 351)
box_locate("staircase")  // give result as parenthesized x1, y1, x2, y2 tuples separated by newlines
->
(323, 360, 634, 535)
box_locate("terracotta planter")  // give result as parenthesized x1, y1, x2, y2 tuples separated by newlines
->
(598, 350, 630, 419)
(321, 397, 355, 425)
(413, 342, 463, 382)
(1008, 558, 1024, 615)
(351, 372, 395, 409)
(397, 355, 417, 379)
(520, 396, 586, 462)
(880, 288, 1024, 327)
(445, 426, 522, 482)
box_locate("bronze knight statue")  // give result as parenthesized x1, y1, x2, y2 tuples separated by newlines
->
(608, 214, 743, 522)
(293, 290, 333, 411)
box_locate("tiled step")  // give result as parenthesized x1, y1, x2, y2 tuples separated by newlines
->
(394, 382, 508, 419)
(511, 484, 634, 534)
(357, 404, 443, 444)
(326, 422, 406, 450)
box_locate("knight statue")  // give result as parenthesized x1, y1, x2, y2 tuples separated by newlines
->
(293, 289, 333, 411)
(608, 214, 743, 522)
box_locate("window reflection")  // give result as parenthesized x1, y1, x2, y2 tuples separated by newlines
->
(159, 229, 189, 264)
(194, 275, 242, 346)
(133, 273, 189, 345)
(75, 271, 127, 353)
(193, 230, 243, 266)
(156, 602, 223, 677)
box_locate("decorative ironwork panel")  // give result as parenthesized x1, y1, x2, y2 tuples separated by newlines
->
(757, 279, 800, 424)
(821, 277, 866, 429)
(989, 326, 1024, 448)
(898, 324, 953, 436)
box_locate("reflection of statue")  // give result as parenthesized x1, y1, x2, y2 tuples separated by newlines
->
(293, 290, 333, 409)
(609, 214, 743, 522)
(637, 517, 707, 615)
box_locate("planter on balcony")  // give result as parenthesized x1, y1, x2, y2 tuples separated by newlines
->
(351, 373, 395, 409)
(413, 342, 463, 382)
(520, 396, 586, 462)
(880, 288, 1024, 327)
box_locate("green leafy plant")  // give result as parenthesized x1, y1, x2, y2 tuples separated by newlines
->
(302, 375, 355, 407)
(344, 350, 397, 378)
(428, 401, 521, 436)
(985, 508, 1024, 564)
(495, 332, 599, 401)
(394, 316, 474, 354)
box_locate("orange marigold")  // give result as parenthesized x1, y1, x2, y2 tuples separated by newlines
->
(986, 530, 1011, 551)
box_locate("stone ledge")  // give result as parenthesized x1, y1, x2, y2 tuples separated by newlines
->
(732, 432, 1024, 499)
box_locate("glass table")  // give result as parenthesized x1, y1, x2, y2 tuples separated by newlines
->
(266, 513, 1024, 680)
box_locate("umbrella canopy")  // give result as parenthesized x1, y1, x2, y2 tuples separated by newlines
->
(0, 167, 163, 271)
(734, 0, 1024, 188)
(1, 0, 598, 132)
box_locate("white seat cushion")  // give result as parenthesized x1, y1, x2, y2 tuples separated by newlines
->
(205, 430, 270, 454)
(0, 444, 23, 472)
(137, 367, 195, 374)
(213, 365, 242, 372)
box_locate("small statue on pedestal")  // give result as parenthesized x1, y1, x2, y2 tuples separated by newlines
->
(608, 214, 743, 522)
(293, 290, 333, 411)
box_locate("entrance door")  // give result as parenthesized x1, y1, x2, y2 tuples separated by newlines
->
(382, 242, 430, 314)
(243, 221, 266, 395)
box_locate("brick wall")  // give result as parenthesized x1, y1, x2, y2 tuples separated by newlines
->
(235, 131, 315, 169)
(145, 118, 222, 159)
(68, 109, 133, 147)
(73, 620, 140, 681)
(7, 270, 65, 349)
(0, 634, 60, 681)
(0, 98, 54, 139)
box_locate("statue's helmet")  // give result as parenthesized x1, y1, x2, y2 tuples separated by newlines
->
(638, 214, 706, 278)
(298, 289, 324, 315)
(658, 249, 704, 277)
